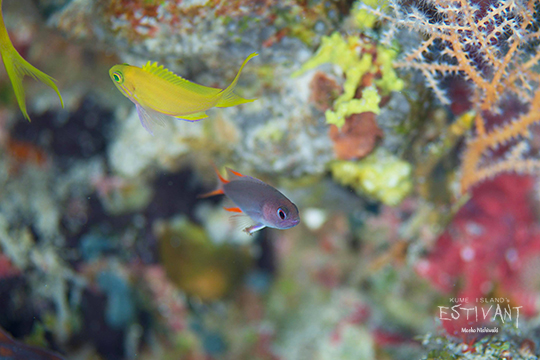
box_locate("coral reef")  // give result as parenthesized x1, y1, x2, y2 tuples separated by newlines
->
(331, 148, 413, 206)
(0, 0, 540, 359)
(417, 174, 540, 315)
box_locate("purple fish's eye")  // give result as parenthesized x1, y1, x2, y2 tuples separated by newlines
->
(277, 208, 286, 220)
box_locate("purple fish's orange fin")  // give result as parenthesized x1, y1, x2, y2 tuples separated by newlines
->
(198, 189, 224, 198)
(198, 163, 228, 198)
(225, 167, 266, 184)
(226, 167, 245, 177)
(224, 206, 242, 213)
(213, 163, 229, 184)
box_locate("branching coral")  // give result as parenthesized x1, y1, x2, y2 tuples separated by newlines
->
(368, 0, 540, 193)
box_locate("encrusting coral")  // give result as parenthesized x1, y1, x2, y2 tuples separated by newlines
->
(293, 31, 403, 129)
(368, 0, 540, 193)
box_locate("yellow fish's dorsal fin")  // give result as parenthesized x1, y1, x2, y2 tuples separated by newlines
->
(141, 61, 221, 96)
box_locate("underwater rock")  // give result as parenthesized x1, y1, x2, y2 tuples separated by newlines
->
(80, 288, 126, 360)
(144, 169, 206, 222)
(11, 96, 113, 163)
(273, 287, 375, 360)
(79, 233, 116, 262)
(194, 203, 253, 245)
(94, 176, 154, 216)
(50, 0, 343, 57)
(97, 271, 135, 330)
(108, 108, 203, 178)
(421, 320, 540, 360)
(0, 276, 38, 339)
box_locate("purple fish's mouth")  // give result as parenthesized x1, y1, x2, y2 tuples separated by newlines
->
(277, 219, 300, 230)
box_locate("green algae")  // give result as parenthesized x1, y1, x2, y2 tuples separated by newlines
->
(351, 0, 388, 30)
(325, 86, 381, 128)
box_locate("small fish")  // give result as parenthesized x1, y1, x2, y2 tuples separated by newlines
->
(0, 0, 64, 121)
(109, 53, 258, 134)
(0, 327, 65, 360)
(200, 165, 300, 235)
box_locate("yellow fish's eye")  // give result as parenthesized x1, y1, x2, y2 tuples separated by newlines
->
(112, 72, 124, 84)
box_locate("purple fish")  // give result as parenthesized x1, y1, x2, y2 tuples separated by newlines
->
(200, 165, 300, 234)
(0, 327, 65, 360)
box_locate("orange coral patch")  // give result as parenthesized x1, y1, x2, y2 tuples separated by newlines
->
(329, 112, 383, 160)
(309, 72, 342, 112)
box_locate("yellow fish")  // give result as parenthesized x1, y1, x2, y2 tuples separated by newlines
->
(109, 53, 258, 134)
(0, 0, 63, 121)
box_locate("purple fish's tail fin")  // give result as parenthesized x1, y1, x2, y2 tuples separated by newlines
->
(198, 163, 229, 198)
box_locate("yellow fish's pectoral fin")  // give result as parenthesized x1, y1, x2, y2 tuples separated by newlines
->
(176, 111, 208, 122)
(2, 48, 64, 122)
(216, 52, 258, 108)
(135, 104, 170, 135)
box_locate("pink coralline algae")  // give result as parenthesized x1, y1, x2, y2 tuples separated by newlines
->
(416, 174, 540, 316)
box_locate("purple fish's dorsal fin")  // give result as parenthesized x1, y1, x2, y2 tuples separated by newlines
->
(225, 167, 245, 181)
(225, 168, 265, 184)
(0, 327, 15, 344)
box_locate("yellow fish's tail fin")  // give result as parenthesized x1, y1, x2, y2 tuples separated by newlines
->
(1, 45, 64, 122)
(216, 52, 258, 108)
